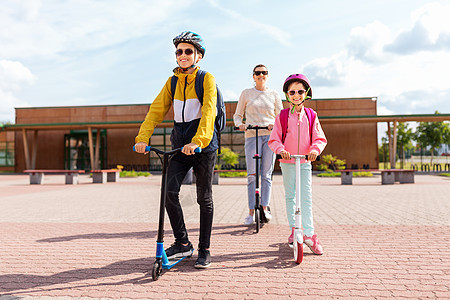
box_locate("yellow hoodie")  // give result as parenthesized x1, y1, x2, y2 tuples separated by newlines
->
(135, 67, 217, 150)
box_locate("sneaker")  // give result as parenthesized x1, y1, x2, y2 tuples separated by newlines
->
(194, 248, 211, 269)
(288, 227, 294, 245)
(243, 214, 254, 225)
(303, 234, 324, 255)
(165, 241, 194, 260)
(264, 209, 272, 222)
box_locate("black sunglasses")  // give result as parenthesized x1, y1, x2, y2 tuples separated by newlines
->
(254, 70, 268, 76)
(287, 89, 306, 96)
(175, 48, 194, 56)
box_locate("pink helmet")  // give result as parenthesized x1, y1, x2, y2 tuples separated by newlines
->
(283, 74, 312, 98)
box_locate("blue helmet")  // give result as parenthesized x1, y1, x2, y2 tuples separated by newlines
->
(173, 31, 206, 57)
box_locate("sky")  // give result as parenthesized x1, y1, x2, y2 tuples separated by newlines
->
(1, 0, 450, 129)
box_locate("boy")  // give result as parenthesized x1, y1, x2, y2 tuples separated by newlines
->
(134, 31, 218, 268)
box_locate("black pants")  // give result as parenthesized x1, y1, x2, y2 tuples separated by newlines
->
(166, 150, 216, 250)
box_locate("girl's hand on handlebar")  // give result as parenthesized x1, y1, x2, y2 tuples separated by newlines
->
(268, 124, 273, 131)
(238, 124, 246, 131)
(182, 143, 199, 155)
(134, 142, 149, 154)
(279, 150, 290, 160)
(307, 151, 319, 161)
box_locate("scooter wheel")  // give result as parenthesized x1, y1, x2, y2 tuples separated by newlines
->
(293, 241, 303, 264)
(152, 261, 162, 281)
(255, 209, 260, 233)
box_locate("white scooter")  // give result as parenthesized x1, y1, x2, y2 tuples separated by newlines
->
(290, 154, 319, 264)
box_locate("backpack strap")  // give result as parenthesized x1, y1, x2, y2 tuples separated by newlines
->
(194, 69, 207, 104)
(280, 108, 289, 144)
(170, 76, 178, 100)
(280, 107, 317, 145)
(304, 107, 317, 145)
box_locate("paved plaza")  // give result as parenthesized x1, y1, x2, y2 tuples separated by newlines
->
(0, 173, 449, 299)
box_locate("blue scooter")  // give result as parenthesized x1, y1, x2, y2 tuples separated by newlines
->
(133, 145, 201, 280)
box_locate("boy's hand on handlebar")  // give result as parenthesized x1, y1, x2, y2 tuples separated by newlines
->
(307, 151, 319, 161)
(238, 124, 246, 131)
(182, 143, 199, 155)
(268, 124, 273, 131)
(134, 142, 149, 154)
(279, 150, 290, 160)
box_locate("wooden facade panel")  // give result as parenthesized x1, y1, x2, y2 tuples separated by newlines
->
(15, 130, 66, 171)
(12, 98, 379, 172)
(318, 109, 376, 117)
(106, 105, 149, 117)
(106, 129, 149, 168)
(16, 108, 71, 123)
(316, 99, 376, 110)
(14, 117, 71, 124)
(70, 107, 106, 122)
(321, 123, 378, 169)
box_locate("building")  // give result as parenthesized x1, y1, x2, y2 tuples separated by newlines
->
(0, 97, 385, 173)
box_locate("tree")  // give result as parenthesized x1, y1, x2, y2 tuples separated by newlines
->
(396, 122, 414, 168)
(378, 137, 389, 168)
(414, 111, 450, 164)
(316, 154, 346, 172)
(217, 147, 239, 169)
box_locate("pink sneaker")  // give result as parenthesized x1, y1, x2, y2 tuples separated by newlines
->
(288, 227, 294, 244)
(303, 234, 323, 255)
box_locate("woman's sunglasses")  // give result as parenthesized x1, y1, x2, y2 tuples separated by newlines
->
(253, 70, 268, 76)
(175, 48, 194, 56)
(287, 89, 306, 96)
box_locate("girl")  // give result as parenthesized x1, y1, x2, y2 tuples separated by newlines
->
(268, 74, 327, 255)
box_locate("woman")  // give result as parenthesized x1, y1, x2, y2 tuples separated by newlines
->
(233, 64, 283, 225)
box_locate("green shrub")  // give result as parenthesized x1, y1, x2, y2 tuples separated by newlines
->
(317, 154, 346, 172)
(120, 170, 151, 178)
(317, 172, 340, 177)
(217, 147, 239, 170)
(440, 173, 450, 177)
(219, 171, 247, 178)
(353, 172, 373, 177)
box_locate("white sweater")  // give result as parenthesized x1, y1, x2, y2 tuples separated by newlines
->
(233, 87, 283, 138)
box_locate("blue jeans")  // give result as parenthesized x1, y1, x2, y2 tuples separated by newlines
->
(245, 135, 275, 210)
(280, 162, 314, 236)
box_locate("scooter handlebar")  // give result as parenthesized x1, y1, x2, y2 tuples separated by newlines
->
(133, 145, 201, 154)
(275, 154, 321, 161)
(247, 125, 269, 130)
(233, 125, 270, 130)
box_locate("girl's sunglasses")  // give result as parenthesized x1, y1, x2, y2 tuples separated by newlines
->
(287, 89, 306, 96)
(175, 48, 194, 56)
(253, 70, 268, 76)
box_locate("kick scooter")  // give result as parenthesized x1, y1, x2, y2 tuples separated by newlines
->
(289, 154, 320, 264)
(234, 125, 270, 233)
(133, 145, 201, 280)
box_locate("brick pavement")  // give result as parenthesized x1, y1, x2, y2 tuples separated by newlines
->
(0, 173, 449, 299)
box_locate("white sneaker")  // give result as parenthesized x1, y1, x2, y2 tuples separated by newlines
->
(243, 214, 254, 225)
(264, 210, 272, 222)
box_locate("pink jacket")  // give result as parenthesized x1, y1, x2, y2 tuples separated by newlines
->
(268, 107, 327, 164)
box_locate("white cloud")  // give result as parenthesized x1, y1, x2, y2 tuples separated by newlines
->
(302, 51, 349, 87)
(347, 21, 393, 63)
(384, 2, 450, 54)
(297, 2, 450, 117)
(0, 0, 193, 59)
(207, 0, 291, 46)
(0, 60, 34, 122)
(222, 89, 240, 102)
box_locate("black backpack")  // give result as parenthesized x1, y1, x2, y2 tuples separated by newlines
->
(171, 69, 226, 152)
